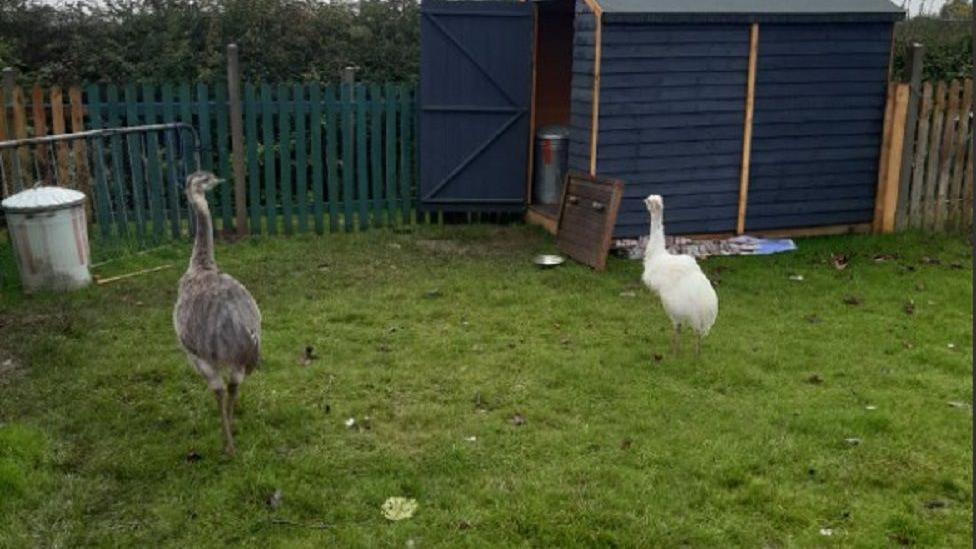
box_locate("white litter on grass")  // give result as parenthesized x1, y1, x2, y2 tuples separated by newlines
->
(345, 417, 356, 428)
(947, 343, 956, 349)
(819, 528, 834, 537)
(789, 274, 805, 282)
(382, 497, 418, 521)
(865, 405, 878, 411)
(947, 401, 969, 408)
(844, 438, 862, 446)
(464, 436, 477, 442)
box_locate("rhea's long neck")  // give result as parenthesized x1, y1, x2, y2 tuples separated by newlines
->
(189, 192, 216, 271)
(645, 209, 666, 259)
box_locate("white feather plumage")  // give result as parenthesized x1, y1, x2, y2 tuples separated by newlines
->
(640, 195, 718, 355)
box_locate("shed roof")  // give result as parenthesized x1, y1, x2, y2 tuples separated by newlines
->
(587, 0, 905, 22)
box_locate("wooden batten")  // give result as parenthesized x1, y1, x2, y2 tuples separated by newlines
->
(877, 84, 910, 233)
(526, 4, 539, 204)
(584, 0, 602, 175)
(735, 23, 759, 235)
(873, 83, 896, 232)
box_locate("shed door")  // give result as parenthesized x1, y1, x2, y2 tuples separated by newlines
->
(419, 0, 533, 211)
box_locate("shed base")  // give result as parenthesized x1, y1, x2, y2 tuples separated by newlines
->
(526, 204, 559, 235)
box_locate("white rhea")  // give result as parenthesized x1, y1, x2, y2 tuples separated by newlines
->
(173, 171, 261, 456)
(640, 194, 718, 357)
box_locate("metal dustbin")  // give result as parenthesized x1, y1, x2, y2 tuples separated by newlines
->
(533, 125, 570, 205)
(2, 186, 91, 293)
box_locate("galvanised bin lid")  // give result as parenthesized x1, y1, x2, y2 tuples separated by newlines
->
(537, 125, 570, 141)
(1, 186, 86, 213)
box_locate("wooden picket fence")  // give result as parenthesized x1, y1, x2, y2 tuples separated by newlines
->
(899, 79, 974, 231)
(877, 74, 974, 233)
(0, 80, 417, 244)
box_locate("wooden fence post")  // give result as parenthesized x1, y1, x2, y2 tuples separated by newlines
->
(934, 80, 961, 229)
(895, 43, 924, 230)
(227, 44, 248, 237)
(875, 84, 910, 233)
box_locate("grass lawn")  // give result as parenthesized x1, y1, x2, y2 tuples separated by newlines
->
(0, 224, 972, 547)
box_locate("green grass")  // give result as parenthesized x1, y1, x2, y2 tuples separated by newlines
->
(0, 224, 971, 547)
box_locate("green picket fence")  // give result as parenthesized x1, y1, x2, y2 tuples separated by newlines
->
(83, 81, 417, 244)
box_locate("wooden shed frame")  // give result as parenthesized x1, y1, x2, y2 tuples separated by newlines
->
(420, 0, 905, 238)
(522, 0, 905, 238)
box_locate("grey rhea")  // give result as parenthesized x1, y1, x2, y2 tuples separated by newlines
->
(173, 171, 261, 456)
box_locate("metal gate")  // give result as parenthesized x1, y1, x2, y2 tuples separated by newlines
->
(419, 0, 533, 211)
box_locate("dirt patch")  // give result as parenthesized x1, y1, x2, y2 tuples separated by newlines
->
(0, 347, 26, 386)
(415, 239, 472, 256)
(414, 228, 537, 259)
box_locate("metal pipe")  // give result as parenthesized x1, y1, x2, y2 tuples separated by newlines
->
(0, 123, 200, 158)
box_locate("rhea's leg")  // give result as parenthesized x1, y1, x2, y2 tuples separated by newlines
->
(187, 353, 235, 455)
(227, 366, 246, 434)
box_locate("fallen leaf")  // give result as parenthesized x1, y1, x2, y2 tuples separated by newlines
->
(903, 300, 915, 315)
(806, 374, 824, 385)
(299, 345, 317, 367)
(458, 520, 472, 530)
(266, 489, 283, 510)
(924, 499, 948, 509)
(381, 497, 418, 521)
(620, 438, 632, 450)
(915, 282, 925, 291)
(830, 254, 850, 271)
(510, 414, 525, 427)
(560, 337, 571, 346)
(653, 353, 663, 362)
(184, 450, 202, 463)
(949, 261, 963, 270)
(921, 256, 941, 265)
(842, 296, 862, 306)
(804, 314, 822, 324)
(947, 401, 968, 408)
(844, 438, 862, 447)
(903, 341, 915, 350)
(423, 289, 442, 299)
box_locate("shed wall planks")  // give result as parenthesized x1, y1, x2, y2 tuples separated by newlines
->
(593, 21, 749, 237)
(745, 22, 893, 231)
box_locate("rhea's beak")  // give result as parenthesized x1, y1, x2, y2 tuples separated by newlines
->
(206, 178, 226, 191)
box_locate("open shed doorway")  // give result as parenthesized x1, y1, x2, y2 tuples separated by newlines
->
(527, 0, 575, 225)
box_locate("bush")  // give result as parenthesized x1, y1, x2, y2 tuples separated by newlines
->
(893, 17, 972, 82)
(0, 0, 420, 85)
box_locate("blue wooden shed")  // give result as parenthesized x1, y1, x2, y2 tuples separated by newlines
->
(419, 0, 905, 237)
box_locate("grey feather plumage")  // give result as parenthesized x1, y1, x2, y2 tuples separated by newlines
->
(174, 270, 261, 370)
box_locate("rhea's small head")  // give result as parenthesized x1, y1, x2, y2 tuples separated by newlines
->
(644, 194, 663, 214)
(185, 171, 224, 196)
